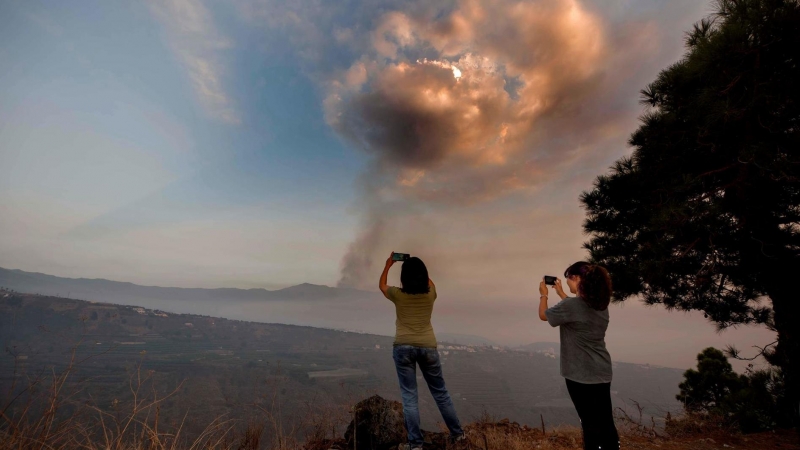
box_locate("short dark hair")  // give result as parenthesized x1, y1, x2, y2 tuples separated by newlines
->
(564, 261, 612, 311)
(400, 257, 430, 295)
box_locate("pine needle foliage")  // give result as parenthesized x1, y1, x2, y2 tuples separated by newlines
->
(580, 0, 800, 426)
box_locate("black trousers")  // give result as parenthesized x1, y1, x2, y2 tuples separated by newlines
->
(565, 379, 620, 450)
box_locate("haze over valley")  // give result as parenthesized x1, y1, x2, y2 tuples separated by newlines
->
(0, 266, 771, 372)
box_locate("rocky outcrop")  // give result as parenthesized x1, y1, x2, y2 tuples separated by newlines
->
(305, 395, 469, 450)
(344, 395, 407, 449)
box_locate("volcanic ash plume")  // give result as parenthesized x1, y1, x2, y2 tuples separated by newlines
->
(328, 0, 609, 288)
(337, 214, 387, 289)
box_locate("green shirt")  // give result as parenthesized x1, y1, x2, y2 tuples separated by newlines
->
(386, 285, 437, 348)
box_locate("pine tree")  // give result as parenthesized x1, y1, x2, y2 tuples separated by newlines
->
(581, 0, 800, 425)
(677, 348, 745, 412)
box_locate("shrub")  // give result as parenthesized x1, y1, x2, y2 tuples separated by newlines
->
(677, 347, 786, 432)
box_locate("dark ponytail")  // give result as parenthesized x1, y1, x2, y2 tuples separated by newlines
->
(564, 262, 612, 311)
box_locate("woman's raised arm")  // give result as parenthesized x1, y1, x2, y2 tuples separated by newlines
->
(379, 252, 395, 299)
(538, 279, 549, 321)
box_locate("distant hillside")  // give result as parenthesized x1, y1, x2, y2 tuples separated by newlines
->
(0, 266, 389, 333)
(515, 342, 560, 354)
(0, 267, 365, 303)
(0, 290, 684, 438)
(0, 267, 497, 343)
(437, 333, 498, 346)
(0, 288, 790, 450)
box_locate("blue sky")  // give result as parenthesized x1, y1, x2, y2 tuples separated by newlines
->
(0, 0, 774, 366)
(1, 0, 703, 288)
(0, 0, 367, 287)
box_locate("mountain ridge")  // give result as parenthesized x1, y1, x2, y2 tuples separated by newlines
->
(0, 266, 382, 327)
(0, 266, 360, 295)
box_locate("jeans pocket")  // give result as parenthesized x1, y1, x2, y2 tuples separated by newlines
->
(423, 348, 440, 366)
(393, 346, 414, 365)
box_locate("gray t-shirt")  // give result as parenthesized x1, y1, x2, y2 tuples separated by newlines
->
(546, 296, 612, 384)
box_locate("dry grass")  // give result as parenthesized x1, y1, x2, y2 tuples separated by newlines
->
(663, 411, 738, 438)
(463, 419, 582, 450)
(1, 345, 358, 450)
(2, 346, 796, 450)
(454, 420, 798, 450)
(0, 346, 246, 450)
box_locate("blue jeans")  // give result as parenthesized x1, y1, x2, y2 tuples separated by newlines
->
(393, 345, 463, 447)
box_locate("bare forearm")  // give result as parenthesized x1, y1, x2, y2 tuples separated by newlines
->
(379, 253, 395, 298)
(538, 295, 548, 321)
(379, 265, 391, 290)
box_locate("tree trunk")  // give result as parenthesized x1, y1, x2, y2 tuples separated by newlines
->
(763, 257, 800, 428)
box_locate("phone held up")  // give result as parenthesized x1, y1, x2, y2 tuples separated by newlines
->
(392, 252, 411, 262)
(544, 275, 557, 286)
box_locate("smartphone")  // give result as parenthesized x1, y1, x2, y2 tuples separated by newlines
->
(544, 276, 557, 286)
(392, 253, 410, 262)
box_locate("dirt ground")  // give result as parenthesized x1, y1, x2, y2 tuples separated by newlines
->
(621, 428, 798, 449)
(305, 422, 799, 450)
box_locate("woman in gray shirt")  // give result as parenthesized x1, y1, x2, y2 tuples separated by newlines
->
(538, 261, 619, 450)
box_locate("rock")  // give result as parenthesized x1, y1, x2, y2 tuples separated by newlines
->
(344, 395, 407, 450)
(340, 395, 461, 450)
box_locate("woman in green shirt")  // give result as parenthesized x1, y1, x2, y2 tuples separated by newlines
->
(379, 253, 464, 450)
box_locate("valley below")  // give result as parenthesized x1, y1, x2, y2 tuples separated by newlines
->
(1, 288, 683, 441)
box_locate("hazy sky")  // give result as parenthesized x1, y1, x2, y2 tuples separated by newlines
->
(0, 0, 775, 368)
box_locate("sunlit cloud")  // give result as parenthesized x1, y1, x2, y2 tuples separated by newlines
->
(327, 0, 613, 204)
(327, 0, 619, 286)
(149, 0, 240, 124)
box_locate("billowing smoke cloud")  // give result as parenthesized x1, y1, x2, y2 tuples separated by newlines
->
(327, 0, 625, 287)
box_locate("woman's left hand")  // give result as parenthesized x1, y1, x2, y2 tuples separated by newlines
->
(554, 278, 567, 299)
(539, 279, 549, 296)
(385, 252, 395, 268)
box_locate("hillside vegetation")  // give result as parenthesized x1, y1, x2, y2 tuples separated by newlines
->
(3, 290, 794, 448)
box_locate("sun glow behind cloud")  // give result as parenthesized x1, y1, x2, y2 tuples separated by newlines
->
(328, 0, 608, 206)
(326, 0, 618, 287)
